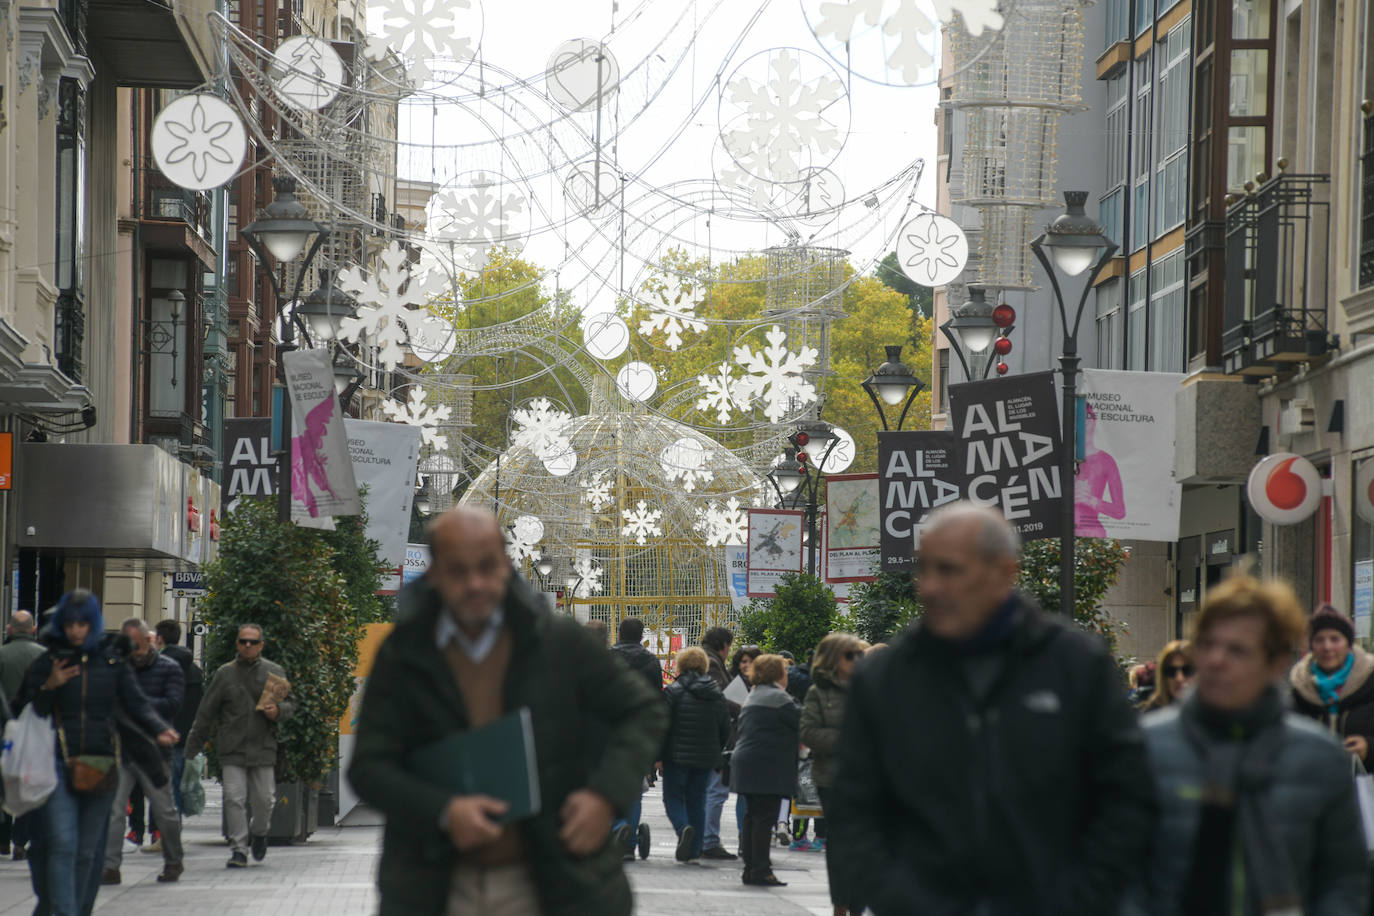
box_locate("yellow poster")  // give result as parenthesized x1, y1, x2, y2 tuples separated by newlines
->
(340, 623, 394, 736)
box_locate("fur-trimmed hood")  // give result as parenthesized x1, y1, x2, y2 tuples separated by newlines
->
(1290, 644, 1374, 708)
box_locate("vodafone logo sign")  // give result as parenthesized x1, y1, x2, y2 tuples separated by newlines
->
(1247, 452, 1323, 525)
(1356, 461, 1374, 525)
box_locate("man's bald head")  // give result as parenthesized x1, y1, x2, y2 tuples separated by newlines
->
(7, 610, 35, 636)
(915, 502, 1022, 641)
(426, 506, 513, 636)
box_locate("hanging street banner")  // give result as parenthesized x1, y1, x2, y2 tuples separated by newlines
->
(746, 508, 804, 597)
(724, 545, 750, 609)
(877, 431, 962, 572)
(949, 371, 1062, 541)
(223, 417, 276, 509)
(283, 348, 361, 526)
(825, 474, 880, 583)
(1076, 369, 1184, 541)
(344, 419, 422, 575)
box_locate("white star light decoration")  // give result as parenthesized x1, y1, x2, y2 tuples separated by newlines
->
(638, 272, 707, 351)
(337, 242, 448, 370)
(570, 557, 604, 597)
(721, 49, 846, 183)
(427, 172, 528, 270)
(813, 0, 1004, 84)
(506, 514, 544, 563)
(380, 387, 452, 451)
(582, 471, 613, 512)
(364, 0, 480, 81)
(695, 497, 749, 547)
(659, 438, 715, 493)
(620, 501, 664, 545)
(731, 325, 819, 423)
(895, 213, 969, 287)
(150, 94, 247, 191)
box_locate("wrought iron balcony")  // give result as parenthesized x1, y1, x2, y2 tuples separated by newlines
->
(1361, 107, 1374, 288)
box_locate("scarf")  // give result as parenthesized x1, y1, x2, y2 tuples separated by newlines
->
(1179, 687, 1299, 916)
(952, 594, 1022, 655)
(1312, 652, 1355, 717)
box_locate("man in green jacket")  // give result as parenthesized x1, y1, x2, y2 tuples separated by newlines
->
(349, 507, 667, 916)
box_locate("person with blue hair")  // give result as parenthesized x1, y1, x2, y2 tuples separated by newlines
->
(15, 589, 177, 916)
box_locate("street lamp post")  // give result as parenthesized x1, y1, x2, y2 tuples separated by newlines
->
(861, 345, 926, 431)
(240, 176, 327, 523)
(940, 288, 1017, 381)
(765, 422, 838, 576)
(1028, 190, 1118, 616)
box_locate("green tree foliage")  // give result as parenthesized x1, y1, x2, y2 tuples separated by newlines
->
(1017, 538, 1131, 653)
(875, 251, 933, 318)
(199, 498, 365, 785)
(843, 571, 924, 643)
(320, 491, 390, 625)
(735, 573, 841, 658)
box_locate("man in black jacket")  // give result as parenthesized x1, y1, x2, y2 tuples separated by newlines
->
(349, 508, 666, 916)
(153, 619, 203, 815)
(609, 617, 660, 860)
(700, 625, 738, 860)
(830, 503, 1155, 916)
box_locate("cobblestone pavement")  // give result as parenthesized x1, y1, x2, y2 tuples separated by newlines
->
(1, 783, 833, 915)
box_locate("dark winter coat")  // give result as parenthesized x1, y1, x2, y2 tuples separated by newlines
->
(1289, 645, 1374, 752)
(129, 649, 184, 723)
(829, 594, 1155, 916)
(728, 683, 800, 797)
(17, 636, 171, 759)
(184, 656, 295, 768)
(785, 664, 812, 703)
(799, 670, 847, 788)
(611, 641, 662, 694)
(0, 633, 45, 706)
(663, 671, 731, 770)
(161, 643, 205, 743)
(706, 649, 742, 750)
(348, 574, 668, 916)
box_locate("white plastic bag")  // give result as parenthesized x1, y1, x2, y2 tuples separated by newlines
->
(1355, 757, 1374, 854)
(1, 705, 59, 816)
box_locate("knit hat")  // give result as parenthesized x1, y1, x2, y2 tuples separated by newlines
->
(1309, 603, 1355, 646)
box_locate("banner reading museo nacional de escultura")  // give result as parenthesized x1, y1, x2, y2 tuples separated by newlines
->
(283, 348, 361, 527)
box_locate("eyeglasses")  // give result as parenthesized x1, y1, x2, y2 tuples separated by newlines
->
(843, 651, 862, 661)
(237, 638, 262, 646)
(1164, 665, 1194, 678)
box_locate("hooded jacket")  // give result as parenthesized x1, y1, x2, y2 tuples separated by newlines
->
(800, 669, 847, 788)
(610, 641, 662, 694)
(663, 670, 730, 769)
(829, 593, 1154, 916)
(348, 574, 667, 916)
(728, 683, 800, 797)
(161, 642, 205, 743)
(130, 648, 184, 724)
(1289, 645, 1374, 753)
(0, 632, 45, 705)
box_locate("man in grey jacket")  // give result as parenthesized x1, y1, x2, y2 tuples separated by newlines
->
(1125, 576, 1368, 916)
(185, 623, 295, 869)
(0, 611, 44, 860)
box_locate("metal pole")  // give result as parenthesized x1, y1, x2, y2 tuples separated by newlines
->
(806, 478, 818, 577)
(1058, 339, 1078, 618)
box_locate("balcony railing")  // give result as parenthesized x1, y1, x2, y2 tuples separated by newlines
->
(1361, 107, 1374, 288)
(140, 166, 214, 242)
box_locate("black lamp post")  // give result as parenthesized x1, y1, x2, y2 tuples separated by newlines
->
(765, 422, 838, 576)
(941, 288, 1017, 381)
(861, 345, 926, 430)
(240, 175, 327, 523)
(299, 268, 366, 413)
(413, 476, 433, 516)
(1028, 190, 1119, 616)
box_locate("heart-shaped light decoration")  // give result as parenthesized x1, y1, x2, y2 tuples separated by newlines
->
(616, 361, 658, 402)
(583, 314, 631, 361)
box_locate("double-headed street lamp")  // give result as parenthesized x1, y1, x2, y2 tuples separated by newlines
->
(766, 419, 839, 577)
(941, 288, 1017, 381)
(861, 345, 926, 431)
(1028, 190, 1118, 616)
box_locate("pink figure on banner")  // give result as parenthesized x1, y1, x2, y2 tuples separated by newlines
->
(292, 397, 339, 517)
(1075, 402, 1126, 536)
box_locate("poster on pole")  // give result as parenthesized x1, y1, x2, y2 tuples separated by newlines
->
(1075, 369, 1184, 541)
(223, 418, 276, 509)
(825, 474, 880, 583)
(949, 371, 1062, 541)
(877, 431, 962, 573)
(724, 545, 750, 610)
(344, 419, 422, 573)
(1356, 560, 1373, 640)
(283, 348, 361, 526)
(746, 508, 804, 597)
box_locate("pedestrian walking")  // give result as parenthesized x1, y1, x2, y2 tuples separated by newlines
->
(101, 619, 185, 885)
(729, 653, 800, 888)
(0, 610, 45, 861)
(153, 618, 204, 815)
(14, 590, 178, 916)
(699, 625, 738, 861)
(727, 643, 764, 835)
(1289, 603, 1374, 764)
(348, 507, 667, 916)
(1140, 640, 1193, 711)
(829, 502, 1154, 915)
(801, 632, 866, 916)
(610, 616, 662, 861)
(184, 622, 295, 868)
(660, 646, 730, 863)
(781, 650, 812, 703)
(1124, 577, 1368, 915)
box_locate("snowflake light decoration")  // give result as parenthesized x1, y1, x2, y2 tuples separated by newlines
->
(732, 325, 819, 423)
(510, 397, 573, 461)
(582, 471, 613, 511)
(364, 0, 480, 81)
(506, 514, 544, 563)
(380, 387, 452, 451)
(895, 213, 970, 286)
(337, 242, 448, 370)
(427, 172, 529, 270)
(695, 362, 739, 424)
(809, 0, 1003, 86)
(638, 272, 707, 351)
(570, 557, 604, 597)
(695, 497, 749, 547)
(659, 438, 715, 493)
(720, 49, 848, 183)
(620, 501, 664, 545)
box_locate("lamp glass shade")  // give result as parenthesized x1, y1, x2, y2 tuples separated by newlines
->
(332, 369, 351, 395)
(536, 558, 554, 577)
(960, 325, 998, 353)
(1050, 244, 1098, 277)
(876, 381, 910, 405)
(415, 495, 432, 515)
(261, 230, 311, 263)
(306, 310, 338, 342)
(776, 471, 803, 494)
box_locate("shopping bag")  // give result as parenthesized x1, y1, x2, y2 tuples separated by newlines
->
(0, 706, 59, 816)
(1354, 757, 1374, 854)
(791, 756, 823, 818)
(180, 753, 206, 817)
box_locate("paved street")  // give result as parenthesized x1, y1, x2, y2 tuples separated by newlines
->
(0, 783, 832, 915)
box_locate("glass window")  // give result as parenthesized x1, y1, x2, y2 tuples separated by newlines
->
(1233, 0, 1271, 39)
(1096, 279, 1123, 370)
(1106, 0, 1130, 45)
(1136, 0, 1154, 36)
(937, 349, 950, 414)
(1227, 125, 1267, 191)
(1128, 271, 1148, 369)
(1149, 252, 1186, 371)
(1229, 50, 1269, 117)
(1154, 20, 1192, 233)
(1100, 187, 1125, 246)
(1105, 75, 1129, 190)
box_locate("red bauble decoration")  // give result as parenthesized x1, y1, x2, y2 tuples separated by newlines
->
(993, 336, 1013, 356)
(796, 464, 808, 475)
(993, 303, 1016, 328)
(996, 362, 1009, 375)
(796, 452, 809, 464)
(794, 431, 810, 447)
